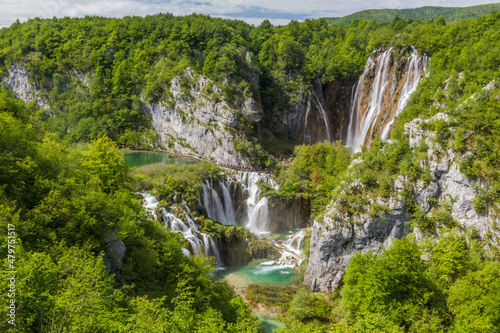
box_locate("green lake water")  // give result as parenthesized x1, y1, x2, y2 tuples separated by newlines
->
(215, 259, 296, 288)
(216, 258, 296, 333)
(123, 151, 197, 168)
(257, 313, 280, 333)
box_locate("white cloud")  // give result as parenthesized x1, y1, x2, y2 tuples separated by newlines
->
(1, 0, 499, 28)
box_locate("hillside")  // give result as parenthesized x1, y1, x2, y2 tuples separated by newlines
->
(325, 3, 500, 25)
(1, 11, 500, 332)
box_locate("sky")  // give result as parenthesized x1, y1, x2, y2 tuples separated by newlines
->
(1, 0, 499, 27)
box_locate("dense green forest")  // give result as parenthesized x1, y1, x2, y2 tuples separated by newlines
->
(1, 7, 500, 333)
(326, 3, 500, 25)
(0, 90, 264, 331)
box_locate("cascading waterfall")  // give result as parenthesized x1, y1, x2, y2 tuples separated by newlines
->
(277, 229, 307, 267)
(381, 47, 428, 140)
(346, 47, 429, 151)
(198, 171, 307, 268)
(143, 194, 159, 221)
(233, 171, 278, 236)
(346, 48, 393, 152)
(303, 88, 332, 143)
(303, 91, 312, 144)
(140, 193, 223, 267)
(201, 179, 236, 225)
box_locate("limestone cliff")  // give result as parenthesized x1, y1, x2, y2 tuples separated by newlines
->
(272, 77, 356, 145)
(144, 68, 262, 166)
(3, 63, 49, 109)
(305, 112, 499, 292)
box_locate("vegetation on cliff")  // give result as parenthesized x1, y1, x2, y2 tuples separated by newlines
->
(0, 90, 262, 332)
(2, 7, 500, 333)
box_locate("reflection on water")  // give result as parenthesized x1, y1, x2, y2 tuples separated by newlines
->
(123, 151, 197, 168)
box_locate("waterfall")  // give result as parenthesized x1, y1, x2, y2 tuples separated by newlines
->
(233, 171, 277, 236)
(303, 91, 312, 144)
(303, 88, 332, 143)
(220, 180, 236, 225)
(346, 57, 372, 150)
(312, 91, 332, 142)
(139, 193, 223, 267)
(346, 48, 392, 152)
(381, 48, 428, 140)
(346, 47, 429, 150)
(142, 193, 159, 221)
(277, 229, 307, 267)
(202, 234, 222, 266)
(201, 179, 236, 225)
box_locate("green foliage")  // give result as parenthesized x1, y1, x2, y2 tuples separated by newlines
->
(130, 161, 223, 207)
(0, 94, 260, 331)
(270, 141, 351, 218)
(325, 3, 500, 25)
(289, 291, 331, 322)
(448, 262, 500, 332)
(340, 238, 445, 331)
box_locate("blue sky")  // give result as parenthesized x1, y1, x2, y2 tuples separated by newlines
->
(1, 0, 499, 27)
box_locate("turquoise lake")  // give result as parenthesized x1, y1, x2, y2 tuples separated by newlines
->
(123, 151, 197, 168)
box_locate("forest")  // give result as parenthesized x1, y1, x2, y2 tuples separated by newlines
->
(1, 6, 500, 333)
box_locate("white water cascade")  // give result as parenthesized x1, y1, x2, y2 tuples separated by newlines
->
(303, 87, 332, 143)
(346, 48, 393, 152)
(140, 193, 223, 267)
(381, 47, 428, 140)
(303, 91, 312, 143)
(236, 171, 278, 236)
(277, 229, 307, 267)
(200, 179, 237, 225)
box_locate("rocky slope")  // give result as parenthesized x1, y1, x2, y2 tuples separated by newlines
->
(3, 63, 49, 109)
(305, 111, 499, 292)
(144, 68, 261, 166)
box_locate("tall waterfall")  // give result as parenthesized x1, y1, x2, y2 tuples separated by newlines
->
(381, 47, 428, 140)
(303, 91, 312, 144)
(346, 47, 428, 151)
(303, 82, 332, 144)
(346, 48, 393, 152)
(140, 193, 223, 267)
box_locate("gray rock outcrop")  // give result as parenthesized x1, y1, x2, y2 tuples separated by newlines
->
(305, 112, 499, 292)
(3, 63, 49, 109)
(144, 68, 254, 165)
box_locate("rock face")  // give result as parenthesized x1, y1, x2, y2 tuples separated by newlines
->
(3, 64, 49, 109)
(273, 77, 356, 145)
(269, 197, 311, 231)
(305, 197, 412, 292)
(305, 112, 499, 292)
(144, 68, 259, 166)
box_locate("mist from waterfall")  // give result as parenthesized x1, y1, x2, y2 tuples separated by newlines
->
(346, 48, 393, 152)
(381, 47, 428, 140)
